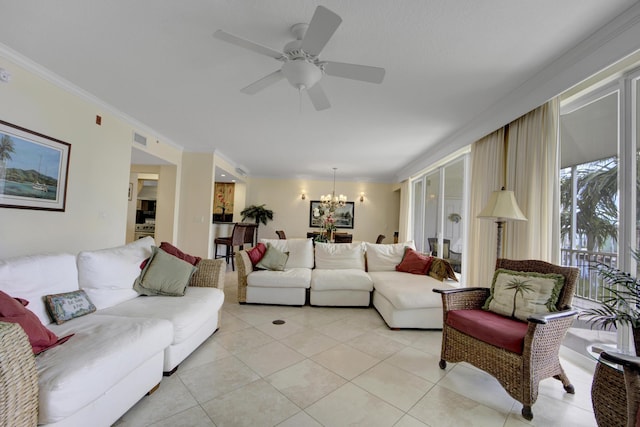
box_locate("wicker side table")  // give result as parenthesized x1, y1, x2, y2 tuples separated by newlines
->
(592, 361, 627, 426)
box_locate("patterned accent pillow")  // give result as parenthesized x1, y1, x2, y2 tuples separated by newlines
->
(247, 242, 267, 265)
(45, 290, 97, 325)
(483, 269, 565, 321)
(428, 258, 458, 281)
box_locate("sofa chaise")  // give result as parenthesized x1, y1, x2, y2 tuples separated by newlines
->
(0, 237, 225, 427)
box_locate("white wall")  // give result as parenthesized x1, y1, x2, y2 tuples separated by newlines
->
(244, 177, 400, 243)
(0, 54, 135, 257)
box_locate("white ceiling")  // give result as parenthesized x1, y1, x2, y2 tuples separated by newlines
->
(0, 0, 638, 182)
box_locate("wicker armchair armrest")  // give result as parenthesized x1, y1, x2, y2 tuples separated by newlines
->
(527, 308, 577, 325)
(236, 250, 253, 303)
(0, 322, 39, 427)
(433, 287, 490, 311)
(601, 351, 640, 369)
(190, 258, 225, 289)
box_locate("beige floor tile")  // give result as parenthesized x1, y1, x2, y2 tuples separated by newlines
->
(235, 340, 306, 377)
(312, 318, 369, 342)
(113, 375, 199, 426)
(352, 362, 434, 411)
(311, 343, 380, 380)
(393, 414, 430, 427)
(255, 318, 307, 340)
(178, 356, 260, 403)
(147, 406, 215, 427)
(408, 385, 510, 427)
(504, 392, 597, 427)
(217, 312, 253, 333)
(201, 379, 299, 427)
(406, 330, 443, 356)
(276, 411, 323, 427)
(266, 359, 347, 408)
(214, 326, 274, 354)
(347, 331, 407, 360)
(288, 306, 350, 327)
(385, 346, 450, 383)
(280, 329, 340, 357)
(179, 336, 232, 372)
(306, 382, 404, 427)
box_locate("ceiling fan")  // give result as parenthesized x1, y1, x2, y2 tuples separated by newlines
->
(213, 5, 385, 111)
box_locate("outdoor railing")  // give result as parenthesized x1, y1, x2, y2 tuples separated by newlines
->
(561, 248, 618, 303)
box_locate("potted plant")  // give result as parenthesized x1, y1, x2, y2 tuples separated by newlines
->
(579, 249, 640, 352)
(240, 204, 274, 242)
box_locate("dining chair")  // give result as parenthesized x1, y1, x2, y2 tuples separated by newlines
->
(375, 234, 385, 244)
(334, 233, 353, 243)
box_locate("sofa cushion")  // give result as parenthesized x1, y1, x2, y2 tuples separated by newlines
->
(0, 291, 71, 354)
(44, 290, 96, 325)
(259, 238, 314, 269)
(255, 243, 289, 271)
(311, 269, 373, 291)
(446, 309, 528, 354)
(39, 314, 172, 424)
(99, 286, 224, 345)
(370, 271, 454, 309)
(133, 246, 197, 296)
(365, 241, 416, 272)
(0, 253, 79, 325)
(247, 268, 312, 289)
(315, 242, 365, 270)
(396, 248, 433, 275)
(483, 269, 564, 321)
(77, 236, 155, 310)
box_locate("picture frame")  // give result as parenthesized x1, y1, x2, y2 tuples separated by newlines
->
(309, 200, 355, 229)
(0, 120, 71, 211)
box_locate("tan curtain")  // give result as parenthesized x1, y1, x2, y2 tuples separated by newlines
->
(466, 128, 505, 286)
(504, 98, 560, 262)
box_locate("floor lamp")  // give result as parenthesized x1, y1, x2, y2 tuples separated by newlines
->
(477, 187, 527, 259)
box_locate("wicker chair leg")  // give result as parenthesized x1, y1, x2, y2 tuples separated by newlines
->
(439, 359, 447, 369)
(553, 373, 575, 394)
(522, 405, 533, 420)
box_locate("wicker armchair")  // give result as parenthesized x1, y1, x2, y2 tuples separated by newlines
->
(0, 322, 38, 427)
(434, 259, 579, 420)
(593, 350, 640, 427)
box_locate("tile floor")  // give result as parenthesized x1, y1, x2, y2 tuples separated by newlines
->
(114, 272, 599, 427)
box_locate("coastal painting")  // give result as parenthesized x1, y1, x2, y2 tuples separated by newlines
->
(0, 120, 70, 211)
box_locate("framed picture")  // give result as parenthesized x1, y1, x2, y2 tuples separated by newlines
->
(309, 201, 355, 229)
(0, 120, 71, 211)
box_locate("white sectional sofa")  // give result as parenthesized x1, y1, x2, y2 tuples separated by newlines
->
(0, 237, 225, 427)
(236, 239, 459, 329)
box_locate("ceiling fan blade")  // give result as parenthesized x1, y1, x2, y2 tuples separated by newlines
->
(307, 83, 331, 111)
(301, 6, 342, 57)
(323, 61, 385, 84)
(213, 30, 283, 60)
(240, 70, 285, 95)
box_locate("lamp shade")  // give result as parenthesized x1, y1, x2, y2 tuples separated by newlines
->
(477, 189, 527, 221)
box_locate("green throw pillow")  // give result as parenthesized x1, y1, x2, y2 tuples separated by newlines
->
(255, 243, 289, 271)
(133, 246, 197, 296)
(483, 269, 565, 321)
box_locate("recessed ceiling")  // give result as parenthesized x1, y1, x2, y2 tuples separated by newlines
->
(0, 0, 637, 182)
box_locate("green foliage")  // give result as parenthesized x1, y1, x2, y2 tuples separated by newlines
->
(240, 204, 274, 226)
(5, 168, 57, 186)
(579, 250, 640, 329)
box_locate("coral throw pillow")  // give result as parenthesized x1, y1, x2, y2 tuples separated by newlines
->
(0, 290, 72, 354)
(247, 243, 267, 266)
(159, 241, 202, 266)
(396, 248, 433, 275)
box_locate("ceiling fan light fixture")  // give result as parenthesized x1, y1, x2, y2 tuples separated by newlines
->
(281, 59, 322, 90)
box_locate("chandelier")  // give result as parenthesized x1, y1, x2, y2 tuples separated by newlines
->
(320, 168, 346, 213)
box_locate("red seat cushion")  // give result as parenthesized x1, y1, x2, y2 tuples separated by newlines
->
(446, 309, 528, 355)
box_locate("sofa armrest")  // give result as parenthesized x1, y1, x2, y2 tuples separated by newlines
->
(190, 258, 225, 290)
(0, 321, 39, 427)
(236, 251, 253, 303)
(527, 308, 578, 324)
(433, 287, 490, 312)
